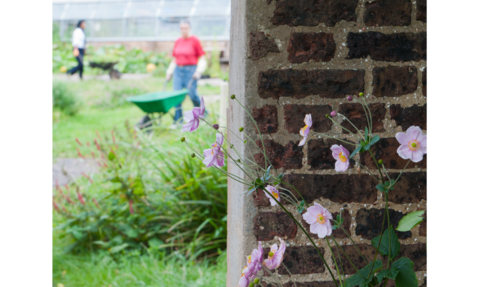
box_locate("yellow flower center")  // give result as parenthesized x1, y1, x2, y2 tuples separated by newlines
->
(339, 152, 347, 162)
(317, 214, 326, 225)
(301, 125, 308, 134)
(247, 255, 252, 264)
(241, 266, 248, 277)
(272, 190, 279, 199)
(268, 250, 275, 259)
(408, 140, 420, 151)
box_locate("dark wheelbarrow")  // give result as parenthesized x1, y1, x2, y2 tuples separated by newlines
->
(126, 79, 194, 132)
(89, 61, 121, 79)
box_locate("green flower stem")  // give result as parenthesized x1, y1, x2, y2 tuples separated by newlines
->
(368, 149, 385, 183)
(281, 262, 298, 287)
(361, 97, 373, 133)
(326, 239, 343, 287)
(280, 180, 308, 209)
(261, 265, 282, 287)
(278, 186, 301, 205)
(329, 236, 366, 281)
(263, 189, 339, 287)
(333, 241, 346, 287)
(220, 146, 255, 181)
(354, 99, 372, 135)
(312, 132, 356, 147)
(382, 164, 392, 183)
(234, 98, 269, 170)
(279, 192, 298, 205)
(352, 158, 380, 184)
(209, 164, 251, 185)
(327, 117, 362, 141)
(385, 193, 391, 269)
(338, 113, 365, 141)
(392, 160, 412, 185)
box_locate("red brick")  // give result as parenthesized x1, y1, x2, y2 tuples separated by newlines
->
(399, 244, 427, 271)
(360, 137, 426, 170)
(249, 32, 280, 60)
(287, 33, 336, 63)
(355, 208, 412, 240)
(271, 0, 357, 27)
(255, 140, 303, 169)
(284, 104, 332, 134)
(417, 0, 427, 22)
(307, 139, 356, 171)
(346, 32, 426, 62)
(253, 212, 297, 241)
(339, 103, 386, 133)
(373, 66, 418, 97)
(388, 172, 426, 204)
(258, 69, 365, 99)
(364, 0, 412, 26)
(283, 174, 377, 204)
(253, 188, 270, 207)
(331, 244, 387, 274)
(276, 246, 326, 275)
(422, 68, 427, 96)
(301, 209, 352, 239)
(419, 211, 426, 237)
(252, 105, 279, 134)
(390, 104, 427, 131)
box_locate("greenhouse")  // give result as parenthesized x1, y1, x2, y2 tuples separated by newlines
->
(52, 0, 231, 42)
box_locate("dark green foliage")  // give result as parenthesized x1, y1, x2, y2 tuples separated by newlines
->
(53, 81, 80, 116)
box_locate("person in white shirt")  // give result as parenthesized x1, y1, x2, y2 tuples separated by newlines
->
(66, 20, 86, 79)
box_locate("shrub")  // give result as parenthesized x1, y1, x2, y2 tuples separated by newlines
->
(53, 122, 227, 259)
(53, 81, 80, 116)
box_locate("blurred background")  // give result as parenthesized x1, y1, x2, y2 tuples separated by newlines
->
(52, 1, 230, 286)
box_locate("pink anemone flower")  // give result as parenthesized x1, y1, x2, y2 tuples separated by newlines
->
(299, 114, 312, 146)
(395, 126, 427, 163)
(331, 144, 350, 172)
(237, 266, 253, 287)
(264, 185, 281, 206)
(263, 239, 286, 270)
(302, 202, 333, 238)
(202, 133, 225, 167)
(247, 241, 263, 273)
(182, 97, 205, 132)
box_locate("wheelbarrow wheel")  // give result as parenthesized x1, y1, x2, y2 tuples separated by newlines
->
(109, 69, 121, 80)
(136, 115, 155, 134)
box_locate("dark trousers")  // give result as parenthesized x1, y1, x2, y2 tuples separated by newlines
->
(67, 48, 85, 79)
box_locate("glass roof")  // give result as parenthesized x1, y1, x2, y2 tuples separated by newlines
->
(53, 0, 231, 20)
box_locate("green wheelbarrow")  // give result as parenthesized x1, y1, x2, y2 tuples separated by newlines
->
(127, 79, 194, 131)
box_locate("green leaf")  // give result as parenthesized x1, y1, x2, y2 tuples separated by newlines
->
(371, 226, 400, 260)
(110, 243, 129, 253)
(396, 210, 425, 232)
(346, 260, 383, 287)
(296, 200, 305, 214)
(245, 186, 257, 196)
(376, 268, 399, 283)
(332, 213, 344, 230)
(148, 238, 164, 249)
(126, 228, 138, 238)
(375, 183, 386, 192)
(108, 151, 116, 161)
(370, 135, 380, 145)
(392, 258, 418, 287)
(350, 145, 362, 158)
(365, 127, 369, 139)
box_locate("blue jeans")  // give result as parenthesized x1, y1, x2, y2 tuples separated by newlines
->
(173, 65, 201, 122)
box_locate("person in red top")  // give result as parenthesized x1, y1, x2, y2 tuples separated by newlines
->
(166, 20, 208, 123)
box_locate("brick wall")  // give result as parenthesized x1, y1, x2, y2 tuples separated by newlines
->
(229, 0, 426, 286)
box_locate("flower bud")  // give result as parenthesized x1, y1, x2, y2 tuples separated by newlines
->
(347, 95, 353, 101)
(237, 159, 241, 162)
(230, 94, 236, 99)
(325, 114, 330, 118)
(191, 153, 196, 158)
(254, 278, 260, 284)
(330, 111, 337, 117)
(213, 124, 219, 130)
(239, 127, 244, 132)
(249, 283, 254, 287)
(378, 159, 383, 165)
(180, 137, 185, 142)
(359, 92, 364, 97)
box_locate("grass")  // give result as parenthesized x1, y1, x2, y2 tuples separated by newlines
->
(53, 77, 221, 158)
(53, 234, 227, 287)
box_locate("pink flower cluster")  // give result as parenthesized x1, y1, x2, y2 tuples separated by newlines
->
(237, 239, 286, 287)
(202, 133, 225, 167)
